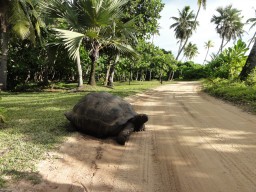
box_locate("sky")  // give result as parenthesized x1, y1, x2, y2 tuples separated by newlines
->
(153, 0, 256, 64)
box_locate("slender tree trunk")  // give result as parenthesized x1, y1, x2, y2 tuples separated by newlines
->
(88, 42, 100, 86)
(0, 2, 8, 90)
(104, 64, 111, 86)
(76, 51, 83, 87)
(248, 32, 256, 48)
(104, 56, 113, 86)
(239, 39, 256, 80)
(171, 71, 175, 80)
(177, 40, 183, 56)
(129, 64, 132, 85)
(107, 54, 119, 87)
(203, 47, 210, 64)
(217, 36, 225, 55)
(0, 26, 8, 90)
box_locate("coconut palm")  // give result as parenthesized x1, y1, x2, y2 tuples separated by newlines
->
(170, 6, 198, 60)
(45, 0, 137, 86)
(246, 9, 256, 48)
(211, 5, 244, 54)
(183, 42, 199, 61)
(203, 40, 214, 64)
(195, 0, 207, 24)
(0, 0, 43, 90)
(239, 11, 256, 80)
(176, 0, 206, 60)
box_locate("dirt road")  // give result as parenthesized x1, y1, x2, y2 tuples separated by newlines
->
(10, 81, 256, 192)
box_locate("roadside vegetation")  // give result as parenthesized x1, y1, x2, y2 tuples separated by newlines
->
(203, 78, 256, 113)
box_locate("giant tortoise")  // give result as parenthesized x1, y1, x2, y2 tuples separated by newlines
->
(65, 92, 148, 145)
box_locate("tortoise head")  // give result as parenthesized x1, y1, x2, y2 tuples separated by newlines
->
(64, 111, 73, 122)
(133, 114, 148, 131)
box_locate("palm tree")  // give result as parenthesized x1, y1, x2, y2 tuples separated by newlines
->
(170, 6, 198, 60)
(183, 42, 199, 61)
(176, 0, 206, 60)
(45, 0, 137, 86)
(0, 0, 43, 90)
(246, 9, 256, 48)
(211, 5, 244, 54)
(239, 11, 256, 80)
(203, 40, 214, 64)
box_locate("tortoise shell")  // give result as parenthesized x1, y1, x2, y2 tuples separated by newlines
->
(65, 92, 138, 138)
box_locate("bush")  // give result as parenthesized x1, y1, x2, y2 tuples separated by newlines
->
(245, 68, 256, 86)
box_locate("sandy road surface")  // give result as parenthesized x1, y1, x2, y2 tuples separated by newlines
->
(9, 81, 256, 192)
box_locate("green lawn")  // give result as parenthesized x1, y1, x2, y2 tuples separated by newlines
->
(0, 80, 163, 187)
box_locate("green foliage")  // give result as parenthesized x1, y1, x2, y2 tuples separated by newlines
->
(123, 0, 164, 39)
(176, 61, 208, 80)
(133, 40, 176, 81)
(245, 68, 256, 86)
(206, 39, 248, 79)
(203, 78, 256, 112)
(7, 39, 79, 90)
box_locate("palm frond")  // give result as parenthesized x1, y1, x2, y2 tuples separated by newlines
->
(53, 28, 84, 60)
(12, 21, 31, 40)
(107, 40, 138, 59)
(42, 0, 79, 30)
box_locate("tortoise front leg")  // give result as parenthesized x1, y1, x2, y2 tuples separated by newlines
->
(116, 123, 134, 145)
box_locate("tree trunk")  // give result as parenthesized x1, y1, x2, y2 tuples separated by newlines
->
(217, 36, 225, 55)
(248, 32, 256, 48)
(239, 39, 256, 80)
(107, 54, 119, 87)
(76, 51, 83, 87)
(129, 64, 132, 85)
(171, 71, 175, 80)
(0, 30, 8, 90)
(104, 56, 113, 86)
(149, 69, 152, 81)
(88, 42, 100, 86)
(135, 71, 139, 81)
(104, 64, 111, 86)
(203, 47, 210, 64)
(0, 3, 8, 90)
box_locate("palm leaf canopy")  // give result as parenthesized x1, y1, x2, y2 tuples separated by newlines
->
(170, 6, 198, 41)
(44, 0, 135, 60)
(9, 0, 44, 43)
(53, 28, 84, 60)
(211, 5, 244, 41)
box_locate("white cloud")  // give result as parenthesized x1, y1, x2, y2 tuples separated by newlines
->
(153, 0, 256, 64)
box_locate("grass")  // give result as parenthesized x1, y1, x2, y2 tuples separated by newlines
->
(203, 78, 256, 113)
(0, 80, 163, 187)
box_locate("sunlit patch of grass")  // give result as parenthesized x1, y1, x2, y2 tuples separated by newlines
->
(0, 80, 165, 187)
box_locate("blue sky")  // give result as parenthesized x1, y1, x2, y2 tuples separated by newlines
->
(153, 0, 256, 64)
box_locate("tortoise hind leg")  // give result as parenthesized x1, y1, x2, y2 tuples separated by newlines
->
(116, 123, 134, 145)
